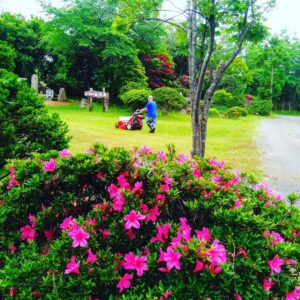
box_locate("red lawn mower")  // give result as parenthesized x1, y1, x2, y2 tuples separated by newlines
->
(115, 109, 144, 130)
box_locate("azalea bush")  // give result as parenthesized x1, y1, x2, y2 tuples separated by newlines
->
(0, 145, 299, 299)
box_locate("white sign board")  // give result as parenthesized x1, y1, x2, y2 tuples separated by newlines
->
(84, 90, 109, 98)
(46, 89, 54, 100)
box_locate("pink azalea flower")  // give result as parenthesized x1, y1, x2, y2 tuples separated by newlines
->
(43, 158, 56, 172)
(267, 254, 285, 274)
(117, 273, 133, 293)
(126, 229, 136, 239)
(211, 175, 222, 183)
(112, 193, 125, 211)
(176, 153, 189, 163)
(123, 253, 148, 276)
(286, 259, 297, 265)
(262, 278, 275, 291)
(266, 200, 276, 207)
(123, 252, 136, 269)
(139, 145, 152, 156)
(131, 181, 143, 195)
(60, 216, 74, 231)
(164, 291, 172, 298)
(285, 287, 300, 300)
(86, 218, 96, 226)
(99, 229, 110, 238)
(204, 240, 227, 265)
(160, 184, 170, 192)
(162, 247, 181, 270)
(124, 210, 145, 229)
(69, 227, 90, 248)
(157, 150, 166, 161)
(28, 214, 36, 228)
(117, 174, 130, 189)
(9, 244, 17, 254)
(44, 229, 53, 240)
(147, 205, 160, 222)
(108, 183, 119, 198)
(158, 267, 171, 273)
(209, 159, 225, 169)
(237, 248, 248, 258)
(235, 294, 242, 300)
(155, 193, 166, 206)
(233, 199, 242, 209)
(134, 255, 148, 276)
(162, 172, 173, 185)
(59, 149, 72, 157)
(195, 227, 211, 242)
(86, 248, 97, 264)
(85, 147, 94, 154)
(270, 231, 284, 246)
(194, 260, 204, 272)
(7, 167, 20, 189)
(20, 225, 37, 240)
(179, 218, 192, 241)
(151, 224, 171, 243)
(65, 255, 80, 274)
(96, 171, 103, 179)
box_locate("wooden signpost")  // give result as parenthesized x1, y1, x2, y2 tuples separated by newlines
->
(84, 88, 109, 112)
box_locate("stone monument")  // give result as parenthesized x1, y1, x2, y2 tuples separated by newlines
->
(58, 88, 67, 101)
(31, 74, 38, 94)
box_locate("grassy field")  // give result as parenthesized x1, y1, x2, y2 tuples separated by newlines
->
(46, 102, 262, 175)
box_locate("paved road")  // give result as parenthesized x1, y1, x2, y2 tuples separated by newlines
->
(256, 115, 300, 205)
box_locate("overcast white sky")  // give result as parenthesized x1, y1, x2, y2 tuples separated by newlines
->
(0, 0, 299, 38)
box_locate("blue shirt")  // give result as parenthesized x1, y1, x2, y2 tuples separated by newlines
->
(146, 101, 157, 118)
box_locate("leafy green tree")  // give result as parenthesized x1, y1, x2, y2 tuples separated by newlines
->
(219, 57, 253, 99)
(0, 69, 70, 169)
(42, 0, 152, 99)
(0, 13, 46, 78)
(246, 35, 300, 110)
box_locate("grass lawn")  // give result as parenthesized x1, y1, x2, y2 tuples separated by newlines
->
(46, 102, 262, 176)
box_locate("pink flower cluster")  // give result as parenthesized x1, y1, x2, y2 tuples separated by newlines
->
(108, 173, 143, 211)
(60, 217, 90, 248)
(264, 230, 285, 246)
(7, 167, 20, 190)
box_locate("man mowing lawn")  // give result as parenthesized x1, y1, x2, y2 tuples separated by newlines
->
(141, 95, 157, 133)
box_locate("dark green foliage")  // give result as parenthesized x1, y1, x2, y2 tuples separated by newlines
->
(0, 145, 299, 299)
(120, 89, 151, 110)
(152, 87, 187, 113)
(0, 69, 70, 168)
(248, 99, 273, 116)
(0, 41, 16, 71)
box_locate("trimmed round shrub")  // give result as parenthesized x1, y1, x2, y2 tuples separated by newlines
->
(248, 99, 273, 116)
(208, 108, 220, 118)
(0, 144, 299, 299)
(225, 107, 240, 118)
(120, 89, 151, 110)
(0, 69, 70, 169)
(212, 90, 245, 108)
(119, 81, 148, 98)
(152, 87, 187, 113)
(225, 106, 248, 118)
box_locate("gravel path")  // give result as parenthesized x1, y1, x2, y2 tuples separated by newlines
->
(256, 115, 300, 206)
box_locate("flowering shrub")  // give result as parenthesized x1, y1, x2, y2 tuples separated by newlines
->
(0, 144, 299, 299)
